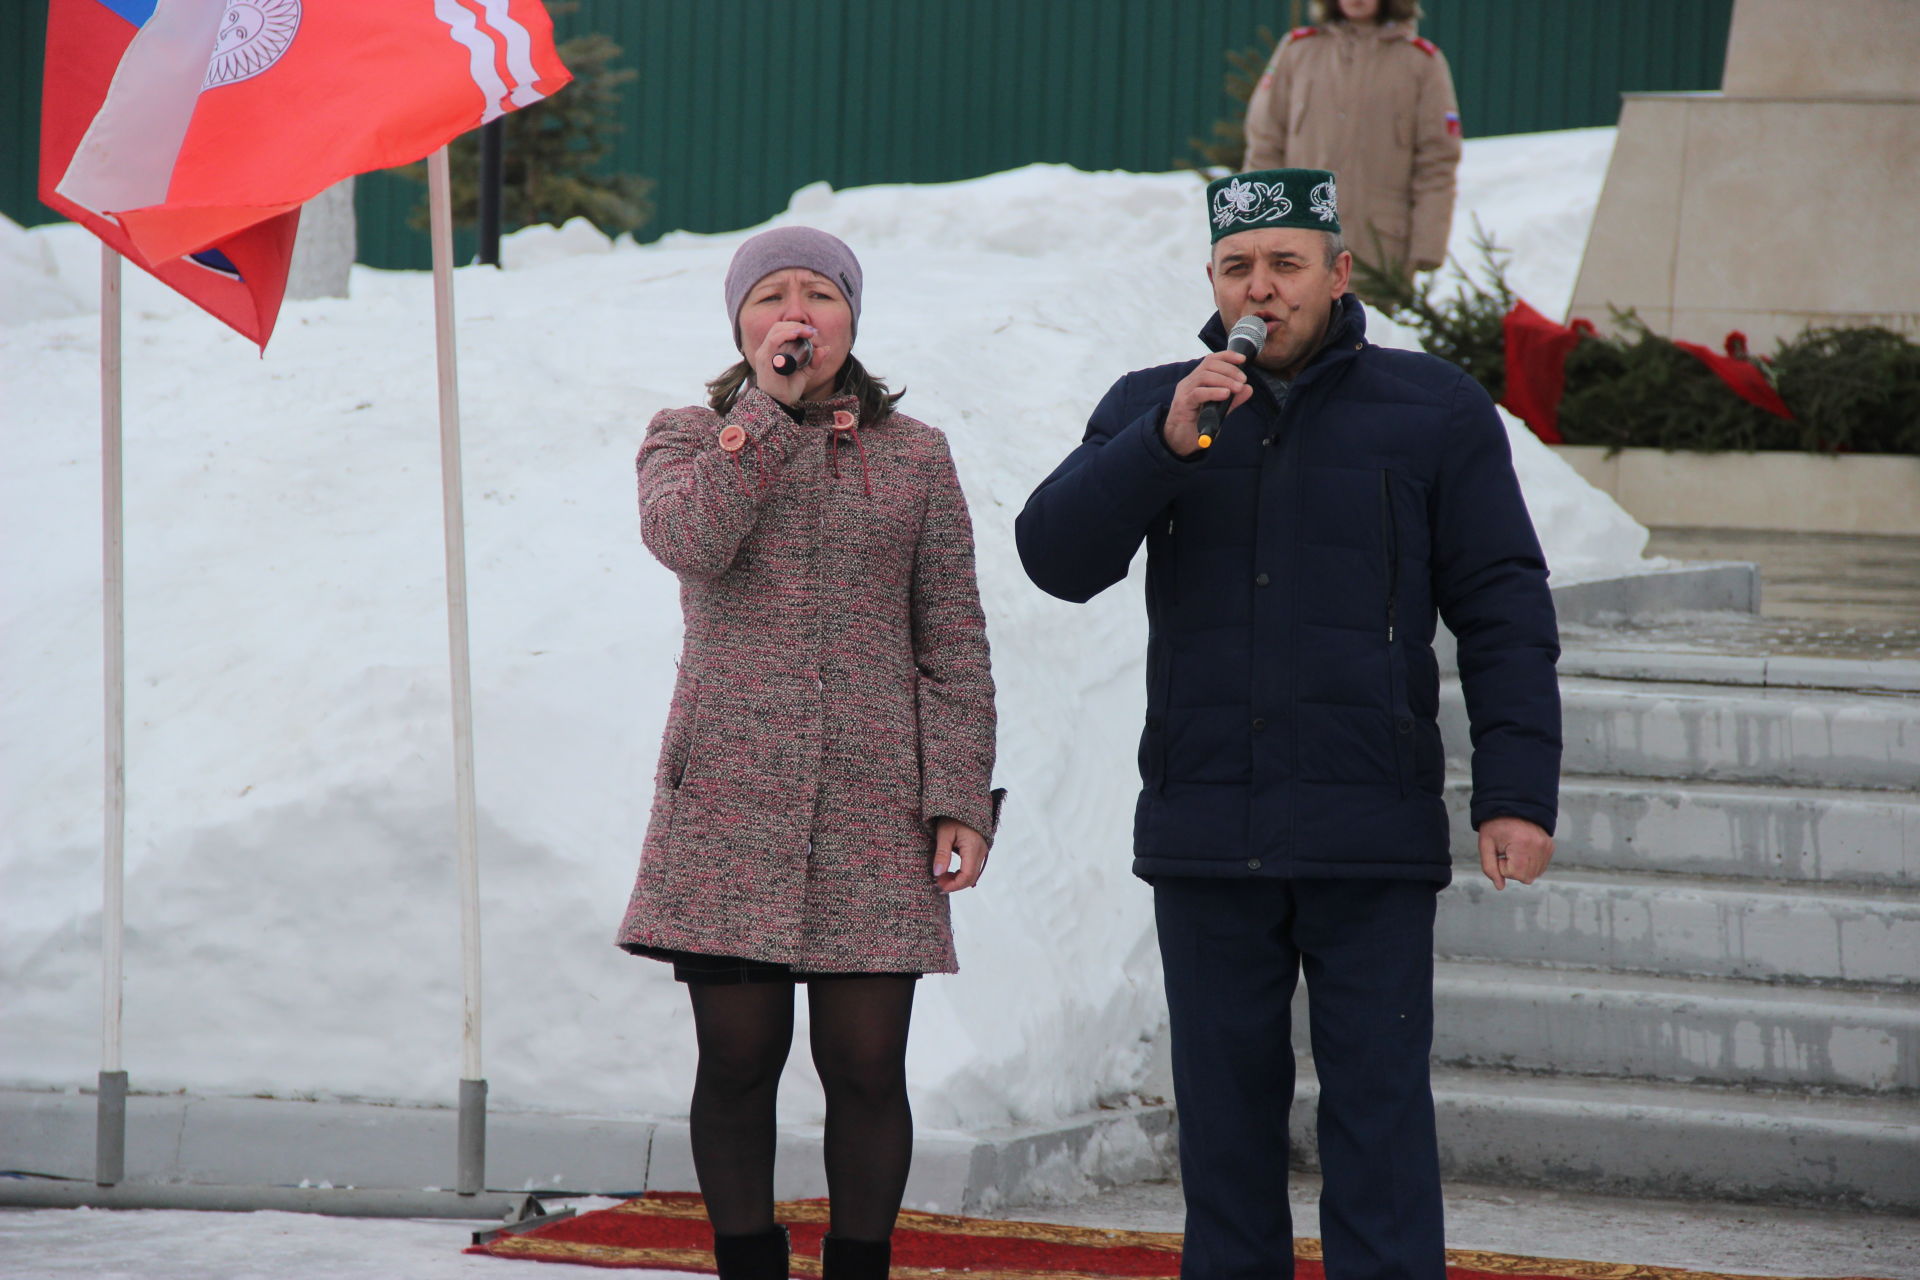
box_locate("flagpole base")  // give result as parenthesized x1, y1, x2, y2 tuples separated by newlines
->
(457, 1077, 487, 1196)
(95, 1070, 128, 1187)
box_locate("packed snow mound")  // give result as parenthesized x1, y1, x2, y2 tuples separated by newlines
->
(0, 214, 90, 324)
(1, 132, 1636, 1128)
(501, 215, 616, 270)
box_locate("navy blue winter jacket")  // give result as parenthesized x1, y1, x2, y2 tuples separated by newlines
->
(1016, 296, 1561, 882)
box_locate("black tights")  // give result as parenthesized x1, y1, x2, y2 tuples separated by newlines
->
(687, 976, 917, 1241)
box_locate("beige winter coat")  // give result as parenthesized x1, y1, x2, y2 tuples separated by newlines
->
(1242, 21, 1462, 271)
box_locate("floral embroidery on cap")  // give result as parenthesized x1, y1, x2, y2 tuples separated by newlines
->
(1310, 179, 1338, 223)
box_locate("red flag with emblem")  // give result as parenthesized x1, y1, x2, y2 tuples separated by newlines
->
(40, 0, 572, 348)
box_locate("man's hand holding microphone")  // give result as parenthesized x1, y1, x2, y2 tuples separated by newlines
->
(1163, 316, 1268, 458)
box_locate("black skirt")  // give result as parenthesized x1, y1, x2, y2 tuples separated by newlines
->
(630, 944, 922, 985)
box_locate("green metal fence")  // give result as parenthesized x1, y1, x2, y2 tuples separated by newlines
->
(4, 0, 1732, 269)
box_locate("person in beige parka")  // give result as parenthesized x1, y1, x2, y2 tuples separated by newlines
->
(1243, 0, 1463, 273)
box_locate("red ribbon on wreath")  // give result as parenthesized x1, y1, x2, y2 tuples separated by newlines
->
(1501, 306, 1795, 444)
(1499, 299, 1594, 443)
(1672, 330, 1794, 419)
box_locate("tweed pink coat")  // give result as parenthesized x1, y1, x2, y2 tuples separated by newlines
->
(616, 383, 1000, 973)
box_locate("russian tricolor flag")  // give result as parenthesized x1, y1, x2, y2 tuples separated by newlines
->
(40, 0, 572, 348)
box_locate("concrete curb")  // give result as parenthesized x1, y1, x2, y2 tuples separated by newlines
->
(0, 1179, 531, 1218)
(0, 1089, 1176, 1217)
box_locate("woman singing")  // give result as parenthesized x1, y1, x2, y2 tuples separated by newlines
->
(617, 226, 1002, 1280)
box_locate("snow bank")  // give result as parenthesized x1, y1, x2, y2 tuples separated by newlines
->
(0, 132, 1638, 1130)
(0, 214, 89, 324)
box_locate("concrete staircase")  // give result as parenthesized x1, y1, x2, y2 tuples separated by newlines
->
(1290, 650, 1920, 1212)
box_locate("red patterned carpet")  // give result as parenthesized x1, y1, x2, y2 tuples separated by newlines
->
(465, 1191, 1884, 1280)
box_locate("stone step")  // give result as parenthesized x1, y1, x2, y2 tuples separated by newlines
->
(1291, 960, 1920, 1093)
(1290, 1067, 1920, 1213)
(1439, 677, 1920, 789)
(1444, 776, 1920, 888)
(1432, 869, 1920, 987)
(1559, 647, 1920, 696)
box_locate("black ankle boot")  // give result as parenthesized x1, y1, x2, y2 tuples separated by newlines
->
(712, 1224, 790, 1280)
(821, 1233, 891, 1280)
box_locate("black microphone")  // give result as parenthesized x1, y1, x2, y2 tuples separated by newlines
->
(771, 337, 813, 377)
(1196, 315, 1269, 450)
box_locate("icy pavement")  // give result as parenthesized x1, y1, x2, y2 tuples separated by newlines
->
(0, 1197, 656, 1280)
(4, 1177, 1918, 1279)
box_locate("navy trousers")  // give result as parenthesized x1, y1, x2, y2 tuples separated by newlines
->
(1153, 877, 1445, 1280)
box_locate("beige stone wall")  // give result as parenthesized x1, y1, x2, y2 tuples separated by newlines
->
(1567, 0, 1920, 351)
(1553, 446, 1920, 535)
(1722, 0, 1920, 97)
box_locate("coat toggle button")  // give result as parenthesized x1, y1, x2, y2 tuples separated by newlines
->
(1255, 572, 1270, 586)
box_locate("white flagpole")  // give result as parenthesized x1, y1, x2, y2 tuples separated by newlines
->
(96, 243, 129, 1186)
(426, 145, 487, 1196)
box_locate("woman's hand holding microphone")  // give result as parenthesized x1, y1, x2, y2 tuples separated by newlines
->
(751, 320, 820, 407)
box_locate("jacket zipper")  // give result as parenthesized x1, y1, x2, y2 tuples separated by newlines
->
(1380, 471, 1399, 643)
(1156, 514, 1176, 787)
(1381, 471, 1407, 798)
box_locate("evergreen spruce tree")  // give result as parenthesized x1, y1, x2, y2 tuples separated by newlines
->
(1184, 28, 1278, 172)
(1354, 220, 1514, 404)
(1772, 326, 1920, 455)
(1354, 228, 1920, 458)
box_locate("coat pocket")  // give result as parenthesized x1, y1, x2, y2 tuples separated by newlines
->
(1146, 647, 1173, 792)
(668, 681, 708, 789)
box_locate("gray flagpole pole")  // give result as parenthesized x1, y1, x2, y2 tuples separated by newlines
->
(96, 242, 129, 1186)
(426, 145, 488, 1196)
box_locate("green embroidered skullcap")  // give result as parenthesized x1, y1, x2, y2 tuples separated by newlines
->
(1207, 168, 1341, 242)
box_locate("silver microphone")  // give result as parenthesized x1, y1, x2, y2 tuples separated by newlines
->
(771, 337, 813, 377)
(1197, 315, 1269, 449)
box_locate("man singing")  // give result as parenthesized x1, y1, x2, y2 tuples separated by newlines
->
(1015, 169, 1561, 1280)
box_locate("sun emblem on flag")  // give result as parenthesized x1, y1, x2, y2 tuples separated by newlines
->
(1310, 179, 1338, 223)
(204, 0, 302, 90)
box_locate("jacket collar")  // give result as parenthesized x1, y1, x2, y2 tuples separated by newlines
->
(1199, 293, 1369, 388)
(796, 390, 864, 429)
(1329, 18, 1417, 42)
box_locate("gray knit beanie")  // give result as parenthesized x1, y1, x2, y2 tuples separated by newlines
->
(723, 226, 864, 351)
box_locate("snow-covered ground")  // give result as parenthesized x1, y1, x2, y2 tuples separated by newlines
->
(1, 129, 1637, 1135)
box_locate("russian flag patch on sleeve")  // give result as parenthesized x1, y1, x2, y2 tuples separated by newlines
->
(1444, 110, 1462, 137)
